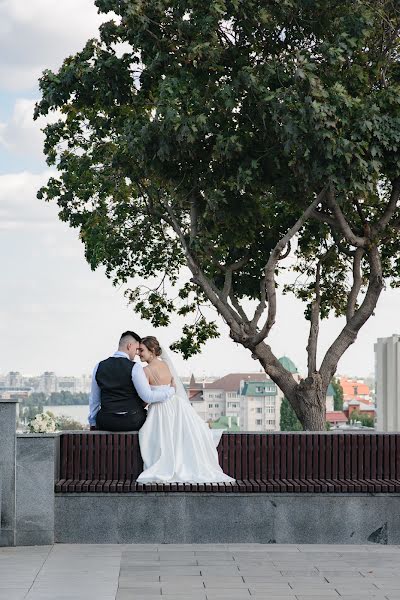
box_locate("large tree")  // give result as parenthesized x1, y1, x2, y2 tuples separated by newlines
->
(35, 0, 400, 429)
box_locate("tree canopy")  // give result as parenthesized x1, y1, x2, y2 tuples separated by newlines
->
(35, 0, 400, 429)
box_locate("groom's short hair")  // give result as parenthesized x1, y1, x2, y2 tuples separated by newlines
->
(119, 331, 141, 345)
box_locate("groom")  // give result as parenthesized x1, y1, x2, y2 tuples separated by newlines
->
(88, 330, 174, 431)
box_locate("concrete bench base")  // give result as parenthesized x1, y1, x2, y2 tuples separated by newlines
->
(55, 492, 400, 545)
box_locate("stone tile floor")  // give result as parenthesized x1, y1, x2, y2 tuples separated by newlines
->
(1, 544, 400, 600)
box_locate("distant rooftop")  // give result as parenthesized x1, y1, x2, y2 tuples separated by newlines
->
(241, 380, 277, 396)
(205, 372, 268, 392)
(278, 356, 298, 374)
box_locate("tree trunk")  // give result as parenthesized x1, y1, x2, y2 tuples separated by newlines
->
(287, 374, 326, 431)
(250, 342, 326, 430)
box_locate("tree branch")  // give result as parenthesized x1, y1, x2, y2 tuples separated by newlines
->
(221, 256, 249, 302)
(162, 201, 246, 335)
(189, 194, 199, 243)
(306, 261, 321, 377)
(252, 187, 327, 345)
(346, 247, 364, 322)
(324, 188, 367, 247)
(252, 341, 298, 399)
(310, 207, 337, 228)
(229, 293, 249, 322)
(250, 278, 267, 329)
(373, 177, 400, 235)
(320, 245, 383, 384)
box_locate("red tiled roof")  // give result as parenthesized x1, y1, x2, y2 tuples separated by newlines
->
(340, 378, 370, 399)
(326, 411, 348, 422)
(205, 372, 268, 392)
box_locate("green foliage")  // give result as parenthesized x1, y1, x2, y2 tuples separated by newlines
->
(56, 415, 85, 431)
(280, 397, 303, 431)
(23, 391, 89, 406)
(47, 392, 89, 406)
(331, 378, 344, 410)
(35, 0, 400, 357)
(349, 409, 375, 428)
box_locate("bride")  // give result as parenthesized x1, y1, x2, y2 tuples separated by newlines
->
(136, 336, 235, 484)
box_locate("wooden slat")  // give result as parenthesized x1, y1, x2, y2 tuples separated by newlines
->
(267, 434, 274, 479)
(280, 434, 287, 481)
(292, 434, 300, 481)
(312, 435, 319, 480)
(273, 435, 280, 481)
(350, 434, 358, 480)
(300, 435, 307, 481)
(125, 433, 133, 481)
(100, 435, 107, 480)
(261, 434, 267, 480)
(371, 435, 377, 479)
(235, 434, 242, 480)
(241, 434, 248, 480)
(112, 434, 119, 481)
(67, 435, 74, 480)
(87, 435, 94, 480)
(222, 434, 229, 475)
(390, 435, 397, 480)
(376, 435, 384, 480)
(338, 434, 345, 480)
(73, 434, 81, 480)
(364, 434, 371, 480)
(120, 434, 127, 480)
(254, 434, 261, 479)
(286, 434, 293, 480)
(248, 434, 255, 479)
(94, 435, 100, 480)
(383, 435, 390, 480)
(357, 435, 365, 481)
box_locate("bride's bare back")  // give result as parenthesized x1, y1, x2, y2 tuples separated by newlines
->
(144, 359, 173, 386)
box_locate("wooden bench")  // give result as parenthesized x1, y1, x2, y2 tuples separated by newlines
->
(55, 431, 400, 493)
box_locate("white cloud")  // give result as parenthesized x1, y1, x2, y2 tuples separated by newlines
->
(0, 98, 44, 157)
(0, 170, 59, 229)
(0, 0, 110, 91)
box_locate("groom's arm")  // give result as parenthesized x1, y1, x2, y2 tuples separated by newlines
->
(132, 363, 174, 404)
(88, 363, 100, 428)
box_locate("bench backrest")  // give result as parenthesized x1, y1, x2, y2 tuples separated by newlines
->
(58, 432, 400, 482)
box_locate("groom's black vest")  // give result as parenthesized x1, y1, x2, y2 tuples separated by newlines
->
(95, 357, 145, 415)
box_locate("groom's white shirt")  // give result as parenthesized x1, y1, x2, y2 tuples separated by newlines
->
(88, 350, 173, 426)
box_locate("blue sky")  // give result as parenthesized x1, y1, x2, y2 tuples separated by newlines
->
(0, 0, 396, 379)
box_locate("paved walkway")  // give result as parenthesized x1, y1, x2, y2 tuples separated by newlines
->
(1, 544, 400, 600)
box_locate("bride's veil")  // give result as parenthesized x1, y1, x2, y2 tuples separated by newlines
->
(160, 345, 225, 447)
(160, 345, 190, 403)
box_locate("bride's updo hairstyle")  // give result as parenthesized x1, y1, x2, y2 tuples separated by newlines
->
(141, 336, 162, 357)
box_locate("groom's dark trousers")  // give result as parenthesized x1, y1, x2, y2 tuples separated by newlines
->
(96, 409, 146, 432)
(95, 356, 147, 432)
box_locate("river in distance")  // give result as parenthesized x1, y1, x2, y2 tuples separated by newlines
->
(47, 405, 89, 426)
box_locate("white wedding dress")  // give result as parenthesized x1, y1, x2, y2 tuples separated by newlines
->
(137, 354, 235, 484)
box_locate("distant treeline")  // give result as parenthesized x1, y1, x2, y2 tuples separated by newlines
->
(24, 391, 89, 406)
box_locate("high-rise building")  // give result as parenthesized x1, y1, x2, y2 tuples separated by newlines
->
(6, 371, 23, 388)
(375, 334, 400, 431)
(38, 371, 58, 395)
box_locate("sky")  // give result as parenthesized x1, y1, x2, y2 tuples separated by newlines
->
(1, 0, 398, 379)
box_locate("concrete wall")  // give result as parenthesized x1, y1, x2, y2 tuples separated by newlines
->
(55, 493, 400, 545)
(0, 396, 60, 546)
(15, 434, 59, 546)
(0, 399, 18, 546)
